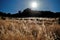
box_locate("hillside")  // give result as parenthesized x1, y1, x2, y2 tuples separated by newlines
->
(0, 8, 60, 17)
(0, 18, 60, 40)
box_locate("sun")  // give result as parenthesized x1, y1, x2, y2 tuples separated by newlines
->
(31, 2, 38, 8)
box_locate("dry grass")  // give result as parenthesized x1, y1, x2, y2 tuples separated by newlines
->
(0, 18, 60, 40)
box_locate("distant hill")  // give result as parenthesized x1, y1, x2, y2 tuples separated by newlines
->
(0, 8, 60, 18)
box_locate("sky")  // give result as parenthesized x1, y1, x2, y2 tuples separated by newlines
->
(0, 0, 60, 14)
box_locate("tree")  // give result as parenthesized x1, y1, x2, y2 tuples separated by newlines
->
(22, 8, 31, 17)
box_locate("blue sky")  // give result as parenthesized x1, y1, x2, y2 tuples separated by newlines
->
(0, 0, 60, 14)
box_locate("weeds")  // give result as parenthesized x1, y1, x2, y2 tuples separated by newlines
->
(0, 18, 60, 40)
